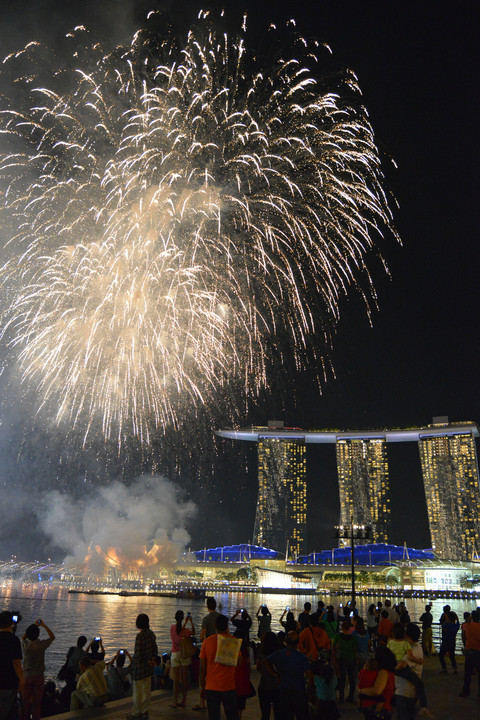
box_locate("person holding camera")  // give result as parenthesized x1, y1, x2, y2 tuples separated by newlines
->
(22, 619, 55, 720)
(0, 611, 24, 720)
(107, 650, 132, 700)
(86, 637, 105, 663)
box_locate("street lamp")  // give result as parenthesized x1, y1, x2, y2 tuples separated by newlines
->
(335, 517, 371, 605)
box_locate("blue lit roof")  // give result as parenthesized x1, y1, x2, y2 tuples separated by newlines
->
(192, 544, 281, 562)
(296, 544, 435, 566)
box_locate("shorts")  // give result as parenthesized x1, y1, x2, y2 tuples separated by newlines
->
(170, 651, 191, 668)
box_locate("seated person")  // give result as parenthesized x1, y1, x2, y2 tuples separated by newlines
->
(153, 653, 172, 689)
(70, 658, 108, 710)
(107, 649, 132, 700)
(86, 637, 105, 663)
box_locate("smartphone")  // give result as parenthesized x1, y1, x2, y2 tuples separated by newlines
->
(119, 649, 125, 655)
(12, 614, 19, 623)
(36, 619, 42, 625)
(187, 612, 191, 617)
(339, 604, 343, 608)
(95, 636, 101, 641)
(286, 606, 290, 611)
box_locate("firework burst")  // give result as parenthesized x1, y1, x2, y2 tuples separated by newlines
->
(0, 12, 398, 444)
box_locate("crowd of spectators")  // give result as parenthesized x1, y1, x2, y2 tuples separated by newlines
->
(1, 596, 480, 720)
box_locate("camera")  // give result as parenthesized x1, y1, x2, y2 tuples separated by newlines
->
(36, 619, 42, 625)
(187, 612, 191, 617)
(286, 606, 290, 611)
(12, 614, 19, 623)
(94, 636, 101, 641)
(119, 649, 125, 655)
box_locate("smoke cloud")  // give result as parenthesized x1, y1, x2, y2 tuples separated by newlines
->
(39, 475, 196, 575)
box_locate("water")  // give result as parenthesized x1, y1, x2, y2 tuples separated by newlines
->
(2, 583, 477, 680)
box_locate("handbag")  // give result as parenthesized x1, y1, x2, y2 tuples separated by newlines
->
(214, 634, 242, 666)
(180, 634, 196, 660)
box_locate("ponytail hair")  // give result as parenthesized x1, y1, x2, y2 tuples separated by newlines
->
(175, 610, 184, 635)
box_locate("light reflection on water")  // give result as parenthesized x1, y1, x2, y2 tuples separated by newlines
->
(1, 584, 478, 679)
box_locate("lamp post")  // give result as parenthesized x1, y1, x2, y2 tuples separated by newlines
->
(335, 517, 371, 606)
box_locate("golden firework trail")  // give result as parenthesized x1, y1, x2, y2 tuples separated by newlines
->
(0, 12, 398, 445)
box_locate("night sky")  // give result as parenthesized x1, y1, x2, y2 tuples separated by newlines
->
(0, 0, 478, 560)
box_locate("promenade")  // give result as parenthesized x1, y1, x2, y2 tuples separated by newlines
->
(47, 655, 478, 720)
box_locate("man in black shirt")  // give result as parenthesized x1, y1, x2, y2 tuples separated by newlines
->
(419, 604, 433, 656)
(298, 603, 312, 631)
(0, 611, 24, 720)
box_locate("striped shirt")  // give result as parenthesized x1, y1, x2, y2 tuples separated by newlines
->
(76, 661, 107, 697)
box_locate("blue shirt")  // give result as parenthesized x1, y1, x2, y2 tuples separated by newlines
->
(268, 647, 310, 692)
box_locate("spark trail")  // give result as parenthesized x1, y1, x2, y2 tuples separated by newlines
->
(0, 12, 398, 445)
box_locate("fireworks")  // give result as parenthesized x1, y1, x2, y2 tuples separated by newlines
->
(0, 12, 398, 444)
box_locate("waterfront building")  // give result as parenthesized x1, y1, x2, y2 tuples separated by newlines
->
(336, 437, 390, 544)
(254, 425, 307, 557)
(418, 418, 480, 560)
(216, 419, 479, 558)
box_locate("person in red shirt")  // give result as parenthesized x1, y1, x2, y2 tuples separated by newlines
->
(298, 615, 331, 661)
(199, 614, 239, 720)
(377, 611, 393, 644)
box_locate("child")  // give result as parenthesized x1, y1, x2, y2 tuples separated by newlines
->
(387, 623, 410, 663)
(313, 661, 340, 720)
(395, 623, 434, 719)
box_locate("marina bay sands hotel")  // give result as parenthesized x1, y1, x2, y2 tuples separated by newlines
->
(216, 417, 480, 562)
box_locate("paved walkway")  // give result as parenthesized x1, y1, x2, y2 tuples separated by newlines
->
(48, 655, 479, 720)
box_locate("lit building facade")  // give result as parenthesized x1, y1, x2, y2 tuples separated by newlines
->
(254, 431, 307, 557)
(418, 420, 480, 560)
(217, 419, 479, 560)
(336, 437, 390, 544)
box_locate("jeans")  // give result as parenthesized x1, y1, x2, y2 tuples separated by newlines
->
(395, 695, 416, 720)
(462, 648, 480, 694)
(277, 687, 308, 720)
(23, 674, 44, 720)
(0, 689, 18, 720)
(258, 687, 280, 720)
(205, 689, 237, 720)
(338, 659, 357, 702)
(439, 641, 457, 670)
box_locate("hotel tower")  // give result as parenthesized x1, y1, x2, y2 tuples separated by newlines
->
(217, 418, 480, 560)
(336, 436, 390, 544)
(418, 418, 480, 559)
(253, 424, 307, 557)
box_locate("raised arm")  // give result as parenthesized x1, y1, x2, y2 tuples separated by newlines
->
(40, 620, 55, 641)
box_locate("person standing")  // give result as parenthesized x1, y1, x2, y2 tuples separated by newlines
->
(22, 619, 55, 720)
(438, 611, 459, 674)
(459, 609, 480, 697)
(200, 598, 220, 642)
(0, 611, 24, 720)
(298, 603, 311, 631)
(199, 614, 239, 720)
(194, 597, 221, 712)
(419, 605, 434, 657)
(264, 631, 310, 720)
(129, 613, 157, 720)
(256, 605, 272, 640)
(231, 609, 252, 642)
(170, 610, 195, 708)
(334, 620, 357, 704)
(298, 615, 330, 662)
